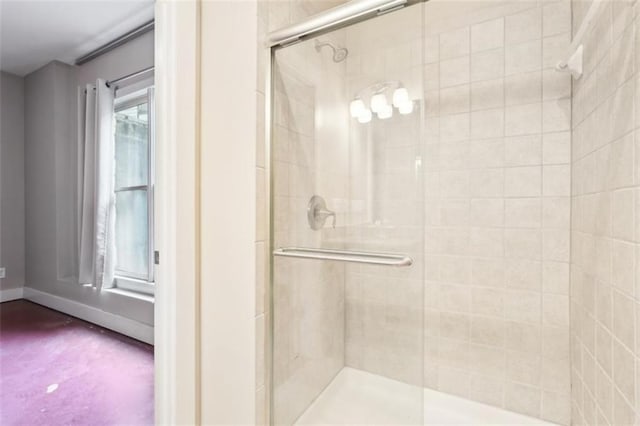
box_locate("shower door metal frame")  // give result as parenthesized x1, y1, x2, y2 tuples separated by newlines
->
(265, 1, 426, 423)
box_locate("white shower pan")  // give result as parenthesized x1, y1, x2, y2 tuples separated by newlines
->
(295, 368, 558, 426)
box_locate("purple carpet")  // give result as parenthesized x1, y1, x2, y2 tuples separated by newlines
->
(0, 300, 154, 425)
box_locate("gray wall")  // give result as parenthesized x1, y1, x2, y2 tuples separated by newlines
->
(0, 71, 26, 291)
(77, 30, 153, 86)
(23, 32, 154, 326)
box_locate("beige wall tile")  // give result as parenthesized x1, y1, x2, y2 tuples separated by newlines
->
(471, 48, 505, 82)
(440, 27, 470, 59)
(506, 7, 542, 45)
(505, 71, 542, 106)
(441, 56, 471, 87)
(505, 103, 542, 136)
(471, 79, 505, 111)
(506, 290, 542, 323)
(543, 197, 570, 229)
(543, 294, 570, 327)
(267, 2, 566, 423)
(542, 1, 571, 37)
(506, 381, 542, 417)
(470, 198, 504, 227)
(506, 40, 542, 75)
(506, 259, 542, 290)
(506, 198, 541, 228)
(505, 167, 542, 197)
(542, 131, 571, 164)
(505, 134, 542, 166)
(613, 339, 636, 406)
(542, 390, 571, 424)
(542, 33, 569, 69)
(440, 84, 470, 114)
(472, 18, 504, 53)
(543, 99, 571, 133)
(542, 69, 571, 101)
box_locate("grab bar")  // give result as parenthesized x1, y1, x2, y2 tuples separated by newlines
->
(273, 247, 413, 267)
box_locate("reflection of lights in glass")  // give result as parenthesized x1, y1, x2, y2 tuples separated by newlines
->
(398, 100, 414, 115)
(377, 105, 393, 119)
(351, 81, 418, 124)
(370, 93, 388, 113)
(349, 98, 366, 118)
(357, 109, 372, 123)
(392, 87, 409, 108)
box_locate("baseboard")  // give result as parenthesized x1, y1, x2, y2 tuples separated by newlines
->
(0, 287, 24, 302)
(23, 287, 154, 345)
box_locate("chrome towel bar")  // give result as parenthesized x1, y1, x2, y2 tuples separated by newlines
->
(273, 247, 413, 267)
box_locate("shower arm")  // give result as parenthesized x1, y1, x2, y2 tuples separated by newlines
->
(315, 40, 334, 52)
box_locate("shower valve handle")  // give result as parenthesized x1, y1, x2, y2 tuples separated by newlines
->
(307, 195, 336, 230)
(316, 208, 336, 228)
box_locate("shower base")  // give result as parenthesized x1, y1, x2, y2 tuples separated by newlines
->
(295, 368, 557, 425)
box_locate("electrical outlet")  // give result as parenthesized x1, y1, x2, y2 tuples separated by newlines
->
(0, 268, 5, 279)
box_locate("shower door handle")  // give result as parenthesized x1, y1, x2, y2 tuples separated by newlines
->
(273, 247, 413, 267)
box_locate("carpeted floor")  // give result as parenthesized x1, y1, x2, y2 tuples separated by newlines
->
(0, 300, 153, 425)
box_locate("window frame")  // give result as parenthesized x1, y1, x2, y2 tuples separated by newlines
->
(113, 87, 155, 288)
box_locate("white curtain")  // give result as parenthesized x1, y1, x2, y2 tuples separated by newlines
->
(77, 79, 116, 289)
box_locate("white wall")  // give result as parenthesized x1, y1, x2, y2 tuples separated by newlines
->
(154, 1, 199, 422)
(199, 1, 257, 423)
(0, 71, 26, 294)
(23, 31, 154, 332)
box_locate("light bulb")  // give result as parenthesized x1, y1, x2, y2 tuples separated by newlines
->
(399, 100, 414, 115)
(370, 93, 388, 113)
(357, 109, 372, 123)
(392, 87, 409, 108)
(377, 105, 393, 119)
(349, 98, 366, 118)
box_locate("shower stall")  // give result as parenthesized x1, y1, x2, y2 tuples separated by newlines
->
(267, 0, 573, 424)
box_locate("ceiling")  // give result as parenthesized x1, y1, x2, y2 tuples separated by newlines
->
(0, 0, 154, 76)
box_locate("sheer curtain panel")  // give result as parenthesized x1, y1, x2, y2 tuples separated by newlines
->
(77, 79, 115, 289)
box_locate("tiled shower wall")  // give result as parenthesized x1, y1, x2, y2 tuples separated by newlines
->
(255, 2, 349, 425)
(343, 6, 425, 387)
(570, 0, 640, 424)
(257, 0, 574, 425)
(270, 33, 351, 425)
(421, 0, 572, 423)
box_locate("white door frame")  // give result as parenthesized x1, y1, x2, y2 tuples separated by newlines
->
(154, 1, 200, 424)
(154, 1, 259, 423)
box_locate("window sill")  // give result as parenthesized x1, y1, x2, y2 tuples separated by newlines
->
(103, 287, 155, 303)
(108, 276, 155, 301)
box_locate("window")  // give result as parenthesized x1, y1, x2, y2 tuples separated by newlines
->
(113, 87, 154, 293)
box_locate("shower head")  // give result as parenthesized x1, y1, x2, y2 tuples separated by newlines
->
(315, 39, 349, 63)
(333, 47, 349, 62)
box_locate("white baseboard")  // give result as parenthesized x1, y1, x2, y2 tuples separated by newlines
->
(0, 287, 24, 302)
(23, 287, 154, 345)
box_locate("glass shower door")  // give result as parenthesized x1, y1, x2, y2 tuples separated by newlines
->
(270, 4, 424, 425)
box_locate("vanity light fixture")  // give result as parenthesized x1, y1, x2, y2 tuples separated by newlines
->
(350, 81, 417, 123)
(398, 100, 414, 115)
(392, 87, 409, 107)
(370, 93, 388, 113)
(377, 105, 393, 119)
(357, 109, 372, 123)
(350, 98, 366, 118)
